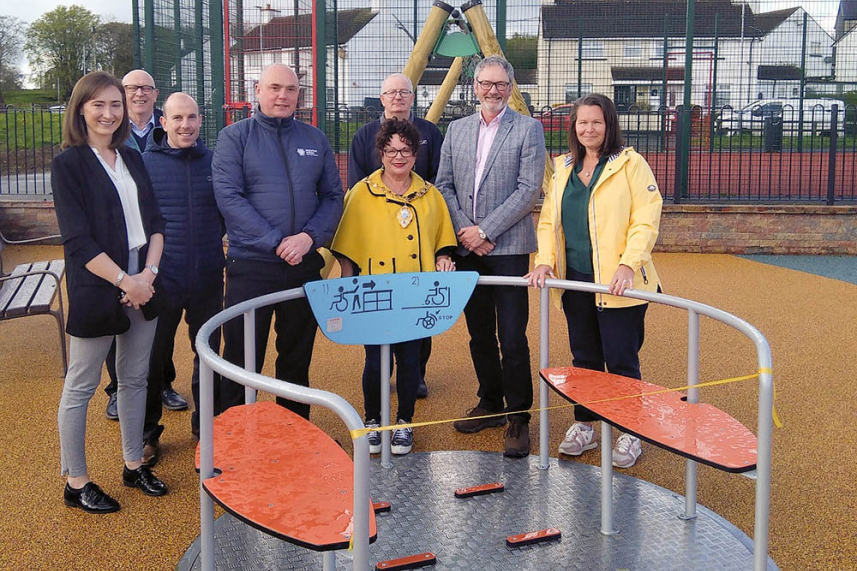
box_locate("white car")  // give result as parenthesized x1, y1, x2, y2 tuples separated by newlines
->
(718, 98, 846, 136)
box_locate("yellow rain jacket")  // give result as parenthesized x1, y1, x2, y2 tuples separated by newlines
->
(331, 169, 457, 275)
(534, 147, 662, 309)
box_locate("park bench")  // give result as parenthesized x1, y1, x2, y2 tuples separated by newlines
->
(540, 366, 757, 472)
(195, 400, 377, 551)
(0, 229, 67, 377)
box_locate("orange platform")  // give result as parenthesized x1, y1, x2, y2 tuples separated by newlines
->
(541, 367, 757, 473)
(195, 401, 377, 550)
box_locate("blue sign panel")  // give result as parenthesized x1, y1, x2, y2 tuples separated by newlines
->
(304, 272, 478, 346)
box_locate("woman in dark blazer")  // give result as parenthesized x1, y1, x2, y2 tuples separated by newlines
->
(52, 72, 168, 514)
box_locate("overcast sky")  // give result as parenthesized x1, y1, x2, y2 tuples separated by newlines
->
(5, 0, 132, 25)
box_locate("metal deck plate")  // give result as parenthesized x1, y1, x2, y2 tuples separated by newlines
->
(177, 451, 779, 571)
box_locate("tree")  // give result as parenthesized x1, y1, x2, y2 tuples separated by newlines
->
(25, 5, 101, 100)
(0, 16, 25, 106)
(96, 22, 135, 78)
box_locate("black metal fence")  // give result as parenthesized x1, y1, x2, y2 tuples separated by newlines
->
(5, 101, 853, 203)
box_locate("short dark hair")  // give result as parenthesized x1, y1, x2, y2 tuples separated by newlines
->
(375, 117, 420, 160)
(62, 72, 130, 150)
(568, 93, 624, 163)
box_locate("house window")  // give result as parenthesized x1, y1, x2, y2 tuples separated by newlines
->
(625, 41, 643, 58)
(809, 41, 822, 56)
(565, 83, 593, 102)
(714, 84, 731, 107)
(582, 41, 605, 59)
(614, 85, 636, 111)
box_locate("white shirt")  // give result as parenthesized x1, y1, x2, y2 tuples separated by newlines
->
(91, 147, 147, 251)
(473, 105, 508, 220)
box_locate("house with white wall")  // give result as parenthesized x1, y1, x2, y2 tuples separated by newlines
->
(537, 0, 833, 111)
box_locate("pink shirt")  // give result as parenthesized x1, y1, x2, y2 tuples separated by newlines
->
(473, 105, 508, 220)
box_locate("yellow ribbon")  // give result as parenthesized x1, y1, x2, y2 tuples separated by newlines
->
(350, 369, 782, 439)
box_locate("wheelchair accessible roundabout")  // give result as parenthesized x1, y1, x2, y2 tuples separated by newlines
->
(179, 272, 779, 571)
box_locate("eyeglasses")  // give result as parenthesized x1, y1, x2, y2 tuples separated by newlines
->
(381, 89, 414, 98)
(124, 85, 156, 94)
(383, 147, 415, 158)
(476, 80, 511, 92)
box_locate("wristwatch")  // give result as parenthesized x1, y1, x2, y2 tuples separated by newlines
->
(477, 227, 487, 241)
(145, 264, 159, 275)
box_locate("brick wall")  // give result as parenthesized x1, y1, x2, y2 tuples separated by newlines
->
(4, 199, 856, 254)
(657, 204, 857, 255)
(0, 200, 61, 244)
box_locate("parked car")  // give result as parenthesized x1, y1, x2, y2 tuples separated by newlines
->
(48, 105, 66, 114)
(538, 104, 574, 132)
(717, 98, 846, 136)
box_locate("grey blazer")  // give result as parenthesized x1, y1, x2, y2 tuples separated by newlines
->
(435, 107, 546, 257)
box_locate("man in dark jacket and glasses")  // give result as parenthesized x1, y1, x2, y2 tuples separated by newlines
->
(212, 63, 344, 418)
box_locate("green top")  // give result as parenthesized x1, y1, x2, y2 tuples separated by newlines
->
(561, 155, 607, 275)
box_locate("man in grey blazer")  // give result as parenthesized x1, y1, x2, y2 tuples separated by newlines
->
(435, 56, 546, 457)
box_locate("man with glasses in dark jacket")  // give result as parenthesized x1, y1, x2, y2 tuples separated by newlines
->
(139, 92, 225, 464)
(212, 63, 344, 419)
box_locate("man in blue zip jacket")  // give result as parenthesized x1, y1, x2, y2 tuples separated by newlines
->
(212, 63, 344, 418)
(141, 92, 225, 462)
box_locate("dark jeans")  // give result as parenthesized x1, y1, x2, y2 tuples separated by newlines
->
(220, 254, 324, 419)
(453, 253, 532, 422)
(419, 337, 431, 380)
(146, 284, 223, 440)
(362, 340, 421, 423)
(561, 268, 648, 423)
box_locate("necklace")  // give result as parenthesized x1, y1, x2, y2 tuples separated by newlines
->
(374, 177, 429, 228)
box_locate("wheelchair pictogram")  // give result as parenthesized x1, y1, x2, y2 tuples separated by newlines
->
(416, 310, 440, 330)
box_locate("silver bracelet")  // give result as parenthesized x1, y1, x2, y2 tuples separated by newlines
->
(114, 270, 126, 288)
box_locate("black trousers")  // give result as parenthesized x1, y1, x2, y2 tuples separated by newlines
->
(362, 339, 421, 423)
(145, 284, 223, 440)
(561, 268, 648, 423)
(103, 284, 223, 443)
(453, 253, 532, 422)
(220, 253, 324, 419)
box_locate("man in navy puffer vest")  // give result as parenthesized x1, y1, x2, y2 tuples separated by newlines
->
(142, 92, 225, 457)
(212, 63, 343, 419)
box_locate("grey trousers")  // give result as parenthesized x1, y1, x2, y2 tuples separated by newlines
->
(58, 252, 158, 477)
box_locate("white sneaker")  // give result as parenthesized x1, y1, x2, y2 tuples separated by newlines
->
(612, 434, 642, 468)
(558, 423, 598, 456)
(391, 420, 414, 455)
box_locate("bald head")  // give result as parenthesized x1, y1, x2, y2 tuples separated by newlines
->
(379, 74, 415, 120)
(122, 69, 159, 125)
(256, 64, 300, 118)
(160, 92, 201, 148)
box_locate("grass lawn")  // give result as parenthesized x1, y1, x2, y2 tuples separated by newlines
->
(2, 90, 60, 108)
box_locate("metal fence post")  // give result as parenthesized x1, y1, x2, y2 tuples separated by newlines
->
(210, 0, 226, 133)
(827, 104, 839, 206)
(678, 0, 696, 202)
(132, 0, 142, 69)
(314, 0, 327, 132)
(144, 0, 156, 73)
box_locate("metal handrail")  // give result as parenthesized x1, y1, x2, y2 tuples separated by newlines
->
(195, 275, 773, 571)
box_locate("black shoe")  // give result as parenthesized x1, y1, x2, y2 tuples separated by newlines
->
(504, 418, 531, 458)
(64, 482, 120, 514)
(123, 465, 168, 497)
(161, 387, 188, 411)
(416, 377, 428, 399)
(105, 393, 118, 420)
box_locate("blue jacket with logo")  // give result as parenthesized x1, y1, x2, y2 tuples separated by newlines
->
(143, 128, 225, 299)
(212, 108, 344, 262)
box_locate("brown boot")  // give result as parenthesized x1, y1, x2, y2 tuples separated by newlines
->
(504, 418, 530, 458)
(452, 405, 507, 434)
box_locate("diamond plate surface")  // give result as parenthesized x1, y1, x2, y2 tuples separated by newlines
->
(177, 451, 779, 571)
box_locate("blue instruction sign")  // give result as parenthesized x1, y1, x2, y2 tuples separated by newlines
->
(304, 271, 478, 345)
